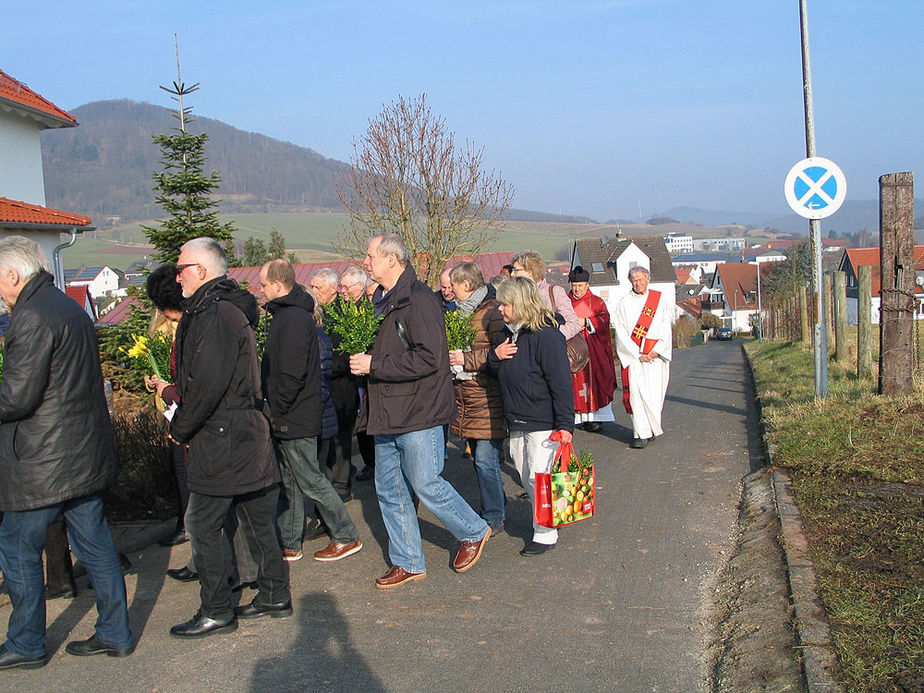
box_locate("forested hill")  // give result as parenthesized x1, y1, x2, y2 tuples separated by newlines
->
(41, 99, 350, 223)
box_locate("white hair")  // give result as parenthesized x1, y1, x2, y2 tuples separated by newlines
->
(311, 267, 338, 287)
(181, 237, 227, 276)
(0, 235, 51, 281)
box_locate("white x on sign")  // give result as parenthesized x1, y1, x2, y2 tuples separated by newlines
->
(784, 156, 847, 220)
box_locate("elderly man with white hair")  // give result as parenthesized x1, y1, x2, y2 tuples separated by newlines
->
(613, 266, 672, 449)
(169, 237, 291, 638)
(0, 236, 132, 668)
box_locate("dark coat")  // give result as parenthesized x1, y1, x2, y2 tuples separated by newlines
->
(450, 297, 507, 440)
(488, 319, 575, 434)
(318, 329, 338, 440)
(261, 284, 322, 441)
(170, 277, 278, 496)
(364, 265, 455, 436)
(0, 271, 117, 511)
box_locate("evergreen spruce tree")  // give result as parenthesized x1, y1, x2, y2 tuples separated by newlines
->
(142, 40, 235, 263)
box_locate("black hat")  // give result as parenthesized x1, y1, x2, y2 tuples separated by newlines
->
(569, 265, 590, 283)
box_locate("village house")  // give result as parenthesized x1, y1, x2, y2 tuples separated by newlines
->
(64, 265, 125, 299)
(0, 69, 92, 287)
(701, 261, 775, 333)
(570, 235, 677, 320)
(837, 246, 924, 324)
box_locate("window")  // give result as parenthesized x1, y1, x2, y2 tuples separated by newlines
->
(591, 262, 604, 272)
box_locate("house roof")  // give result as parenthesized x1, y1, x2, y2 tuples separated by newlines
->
(64, 285, 96, 320)
(0, 70, 76, 129)
(573, 236, 675, 285)
(0, 197, 91, 228)
(97, 252, 512, 325)
(712, 262, 773, 311)
(675, 267, 692, 284)
(839, 246, 924, 296)
(64, 265, 120, 282)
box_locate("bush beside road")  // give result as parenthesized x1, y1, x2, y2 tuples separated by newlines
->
(746, 340, 924, 692)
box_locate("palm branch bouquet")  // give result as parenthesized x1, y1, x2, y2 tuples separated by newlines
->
(445, 310, 476, 351)
(324, 295, 385, 354)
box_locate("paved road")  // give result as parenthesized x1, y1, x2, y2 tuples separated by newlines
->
(1, 340, 760, 692)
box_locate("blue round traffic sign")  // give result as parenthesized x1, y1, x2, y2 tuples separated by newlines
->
(784, 156, 847, 220)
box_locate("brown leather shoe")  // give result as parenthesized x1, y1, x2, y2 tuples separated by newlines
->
(314, 540, 363, 562)
(452, 527, 490, 573)
(374, 565, 426, 590)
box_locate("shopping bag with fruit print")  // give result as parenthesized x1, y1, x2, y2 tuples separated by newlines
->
(546, 431, 595, 527)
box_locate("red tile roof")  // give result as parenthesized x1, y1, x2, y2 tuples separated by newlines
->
(0, 70, 76, 127)
(0, 197, 91, 227)
(65, 285, 96, 320)
(841, 246, 924, 296)
(97, 252, 514, 325)
(675, 267, 692, 284)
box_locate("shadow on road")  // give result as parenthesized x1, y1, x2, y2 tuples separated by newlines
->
(249, 591, 386, 692)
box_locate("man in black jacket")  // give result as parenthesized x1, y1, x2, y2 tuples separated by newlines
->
(0, 236, 132, 669)
(169, 238, 291, 638)
(260, 259, 361, 563)
(350, 233, 490, 590)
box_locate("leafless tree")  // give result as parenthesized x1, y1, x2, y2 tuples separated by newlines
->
(337, 94, 514, 287)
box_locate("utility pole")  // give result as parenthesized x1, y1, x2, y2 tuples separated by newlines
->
(799, 0, 828, 398)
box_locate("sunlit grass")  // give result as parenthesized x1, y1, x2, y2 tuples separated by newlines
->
(746, 339, 924, 692)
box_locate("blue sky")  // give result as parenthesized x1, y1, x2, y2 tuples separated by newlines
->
(3, 0, 921, 221)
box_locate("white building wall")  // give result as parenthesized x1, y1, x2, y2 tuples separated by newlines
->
(0, 110, 46, 205)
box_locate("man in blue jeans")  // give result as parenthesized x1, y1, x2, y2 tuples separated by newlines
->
(350, 233, 490, 589)
(0, 236, 132, 670)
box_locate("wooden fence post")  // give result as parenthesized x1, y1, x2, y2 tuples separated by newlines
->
(799, 285, 810, 345)
(878, 171, 915, 396)
(858, 264, 873, 378)
(833, 271, 847, 361)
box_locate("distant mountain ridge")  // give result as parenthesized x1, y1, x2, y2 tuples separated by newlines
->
(41, 99, 350, 222)
(664, 201, 924, 236)
(40, 99, 594, 226)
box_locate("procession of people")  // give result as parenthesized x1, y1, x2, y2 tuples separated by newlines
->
(0, 235, 671, 669)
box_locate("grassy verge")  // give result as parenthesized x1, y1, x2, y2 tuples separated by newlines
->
(745, 340, 924, 692)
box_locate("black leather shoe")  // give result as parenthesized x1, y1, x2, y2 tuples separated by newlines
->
(166, 566, 199, 582)
(169, 611, 238, 638)
(583, 422, 602, 433)
(235, 598, 293, 620)
(158, 528, 188, 547)
(65, 635, 134, 658)
(519, 541, 556, 557)
(0, 644, 47, 670)
(631, 437, 649, 449)
(355, 466, 375, 482)
(45, 581, 78, 600)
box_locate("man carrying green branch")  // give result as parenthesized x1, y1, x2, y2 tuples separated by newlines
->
(350, 233, 491, 589)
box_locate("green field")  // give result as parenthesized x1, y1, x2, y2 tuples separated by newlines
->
(62, 212, 581, 270)
(62, 211, 760, 272)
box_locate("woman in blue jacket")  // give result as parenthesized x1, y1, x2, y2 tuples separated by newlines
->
(489, 276, 574, 556)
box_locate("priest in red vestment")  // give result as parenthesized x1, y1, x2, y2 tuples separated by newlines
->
(568, 266, 617, 432)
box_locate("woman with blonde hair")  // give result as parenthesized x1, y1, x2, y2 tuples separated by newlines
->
(489, 276, 574, 556)
(510, 251, 581, 339)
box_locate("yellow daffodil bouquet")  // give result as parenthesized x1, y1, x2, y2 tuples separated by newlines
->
(121, 333, 171, 381)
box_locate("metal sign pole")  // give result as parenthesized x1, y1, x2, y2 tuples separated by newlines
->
(799, 0, 828, 398)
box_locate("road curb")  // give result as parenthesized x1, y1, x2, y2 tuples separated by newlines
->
(742, 343, 845, 693)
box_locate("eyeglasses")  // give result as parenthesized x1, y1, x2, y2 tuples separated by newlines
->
(175, 263, 201, 275)
(338, 281, 362, 290)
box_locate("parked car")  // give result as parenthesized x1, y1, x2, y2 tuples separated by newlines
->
(716, 327, 733, 341)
